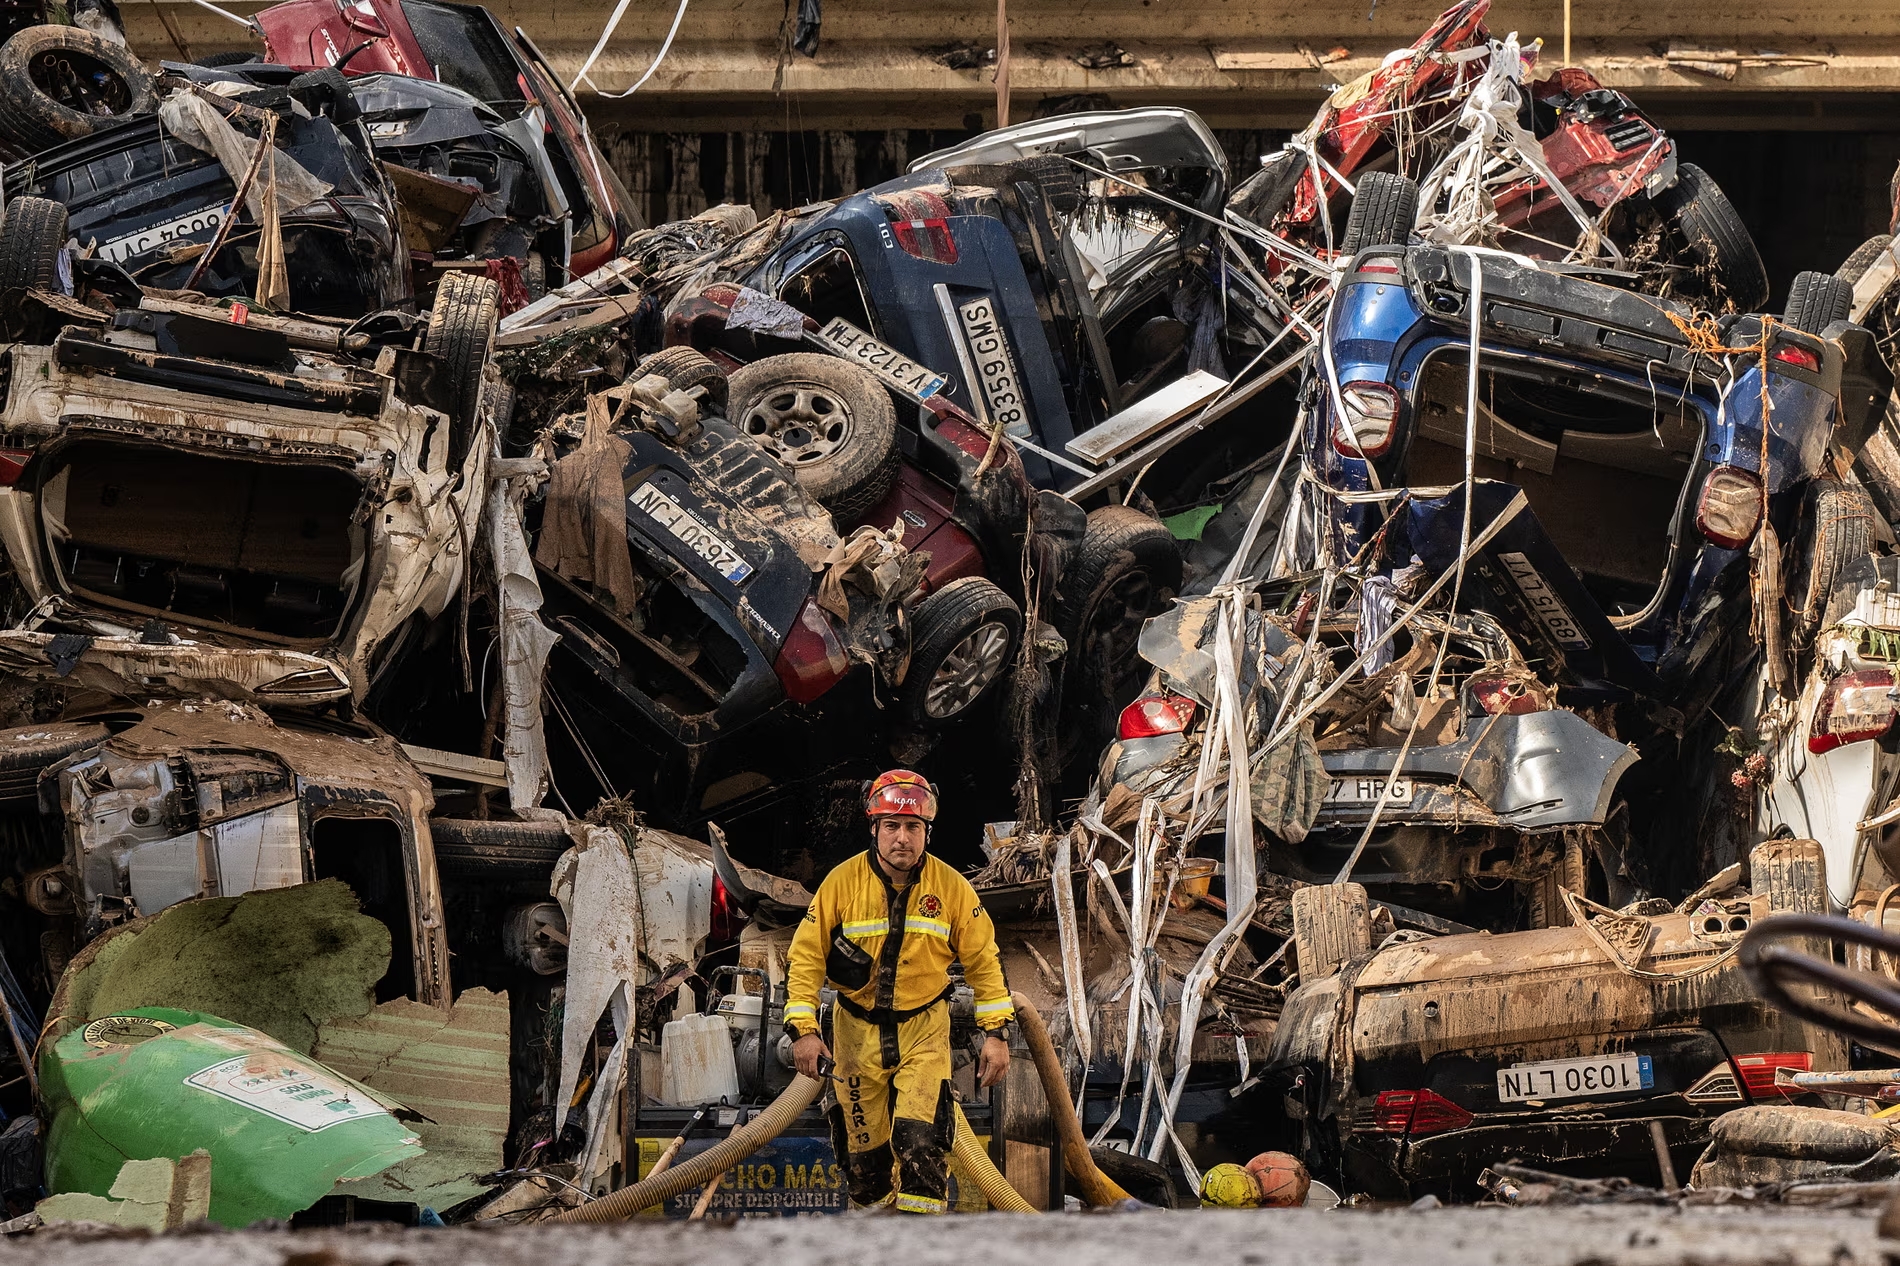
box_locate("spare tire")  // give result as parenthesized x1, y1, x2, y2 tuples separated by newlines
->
(422, 271, 501, 470)
(1791, 479, 1877, 643)
(429, 817, 573, 879)
(1783, 270, 1854, 335)
(900, 577, 1022, 728)
(0, 25, 154, 155)
(1340, 171, 1419, 255)
(725, 352, 900, 522)
(1655, 163, 1770, 313)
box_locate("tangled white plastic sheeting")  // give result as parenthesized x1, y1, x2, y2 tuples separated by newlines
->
(1413, 32, 1619, 265)
(487, 476, 559, 812)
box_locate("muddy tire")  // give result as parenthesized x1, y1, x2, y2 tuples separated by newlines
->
(429, 817, 573, 878)
(1290, 883, 1372, 981)
(0, 196, 67, 316)
(638, 345, 729, 410)
(422, 270, 500, 469)
(1654, 163, 1769, 313)
(1837, 235, 1894, 286)
(1340, 171, 1419, 254)
(0, 25, 154, 155)
(900, 577, 1021, 729)
(726, 352, 899, 521)
(1791, 479, 1877, 643)
(1751, 837, 1826, 916)
(1524, 834, 1587, 930)
(1784, 270, 1854, 335)
(1055, 507, 1182, 759)
(0, 721, 107, 804)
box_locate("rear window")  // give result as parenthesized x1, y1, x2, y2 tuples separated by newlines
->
(399, 1, 521, 106)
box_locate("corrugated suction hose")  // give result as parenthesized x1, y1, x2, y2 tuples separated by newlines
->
(549, 1074, 822, 1223)
(1011, 991, 1133, 1205)
(951, 1101, 1036, 1212)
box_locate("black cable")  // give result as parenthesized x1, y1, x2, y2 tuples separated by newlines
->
(1738, 913, 1900, 1049)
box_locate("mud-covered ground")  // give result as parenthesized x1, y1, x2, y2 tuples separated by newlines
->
(3, 1206, 1894, 1266)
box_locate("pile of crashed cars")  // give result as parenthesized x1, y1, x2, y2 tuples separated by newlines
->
(0, 0, 1898, 1227)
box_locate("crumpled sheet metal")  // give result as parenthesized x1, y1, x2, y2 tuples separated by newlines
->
(534, 395, 640, 617)
(487, 476, 558, 810)
(549, 823, 643, 1121)
(157, 92, 330, 221)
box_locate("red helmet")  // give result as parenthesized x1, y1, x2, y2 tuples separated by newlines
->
(865, 769, 938, 821)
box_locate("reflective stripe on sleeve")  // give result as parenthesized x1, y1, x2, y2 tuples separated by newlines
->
(973, 997, 1014, 1016)
(903, 917, 951, 940)
(783, 1002, 817, 1020)
(841, 919, 889, 939)
(894, 1193, 946, 1213)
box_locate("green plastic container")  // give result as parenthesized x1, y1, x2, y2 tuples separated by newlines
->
(41, 1008, 422, 1227)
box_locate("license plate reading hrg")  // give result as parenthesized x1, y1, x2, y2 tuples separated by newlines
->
(98, 204, 226, 264)
(1497, 1053, 1654, 1103)
(1326, 776, 1412, 806)
(628, 483, 754, 584)
(809, 317, 947, 403)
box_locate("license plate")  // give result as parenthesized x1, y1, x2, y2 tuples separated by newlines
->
(1496, 551, 1590, 648)
(1325, 775, 1413, 806)
(809, 317, 947, 403)
(1497, 1053, 1654, 1103)
(956, 296, 1029, 437)
(98, 204, 226, 264)
(628, 483, 753, 584)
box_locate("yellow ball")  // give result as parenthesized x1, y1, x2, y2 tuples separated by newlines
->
(1199, 1162, 1262, 1208)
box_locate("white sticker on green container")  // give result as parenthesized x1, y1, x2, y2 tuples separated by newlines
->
(185, 1055, 388, 1132)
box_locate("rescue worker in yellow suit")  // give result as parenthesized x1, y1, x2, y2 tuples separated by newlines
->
(784, 769, 1014, 1213)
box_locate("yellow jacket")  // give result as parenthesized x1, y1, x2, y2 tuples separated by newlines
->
(784, 850, 1013, 1037)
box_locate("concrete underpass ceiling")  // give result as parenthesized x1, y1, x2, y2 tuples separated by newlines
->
(127, 0, 1900, 133)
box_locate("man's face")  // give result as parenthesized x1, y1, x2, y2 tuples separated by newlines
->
(873, 816, 928, 874)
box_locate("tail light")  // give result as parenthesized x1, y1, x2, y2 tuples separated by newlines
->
(1772, 344, 1821, 373)
(1469, 678, 1547, 716)
(0, 448, 32, 486)
(1118, 693, 1199, 740)
(892, 219, 959, 265)
(772, 599, 851, 703)
(1329, 381, 1400, 459)
(709, 875, 745, 944)
(1732, 1051, 1810, 1099)
(1355, 258, 1401, 276)
(1369, 1088, 1473, 1136)
(1808, 669, 1899, 754)
(1695, 465, 1763, 550)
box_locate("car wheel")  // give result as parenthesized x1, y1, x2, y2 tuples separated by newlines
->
(1791, 479, 1877, 644)
(1055, 506, 1183, 760)
(1339, 171, 1419, 254)
(1653, 163, 1769, 313)
(1836, 234, 1893, 286)
(725, 353, 900, 522)
(1783, 270, 1854, 335)
(1290, 882, 1372, 981)
(422, 271, 501, 471)
(0, 195, 67, 338)
(900, 577, 1021, 728)
(1522, 834, 1587, 930)
(637, 345, 729, 410)
(0, 721, 107, 804)
(428, 817, 573, 879)
(0, 25, 155, 155)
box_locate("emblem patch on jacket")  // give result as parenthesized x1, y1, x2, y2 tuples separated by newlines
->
(918, 894, 943, 919)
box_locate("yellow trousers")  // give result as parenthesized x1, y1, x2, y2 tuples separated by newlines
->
(830, 998, 954, 1213)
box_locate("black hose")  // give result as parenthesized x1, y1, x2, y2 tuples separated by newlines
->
(1739, 913, 1900, 1049)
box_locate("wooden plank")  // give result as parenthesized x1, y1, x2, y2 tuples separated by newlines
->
(400, 743, 508, 788)
(1066, 369, 1229, 465)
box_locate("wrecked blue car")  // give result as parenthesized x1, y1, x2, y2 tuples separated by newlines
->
(1307, 243, 1891, 699)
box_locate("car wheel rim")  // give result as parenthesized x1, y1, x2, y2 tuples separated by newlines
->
(740, 383, 853, 467)
(924, 620, 1012, 719)
(1087, 567, 1159, 671)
